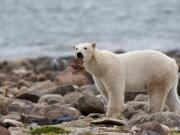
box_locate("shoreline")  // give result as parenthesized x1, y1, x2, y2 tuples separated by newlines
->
(0, 49, 179, 135)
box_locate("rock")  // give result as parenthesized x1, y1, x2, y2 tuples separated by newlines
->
(80, 84, 100, 95)
(0, 126, 11, 135)
(0, 95, 9, 115)
(9, 127, 30, 135)
(125, 92, 146, 102)
(29, 80, 58, 96)
(51, 85, 75, 96)
(133, 121, 168, 135)
(42, 105, 80, 120)
(123, 101, 148, 119)
(54, 67, 93, 87)
(15, 91, 40, 103)
(21, 114, 51, 125)
(91, 118, 126, 126)
(51, 115, 78, 125)
(134, 94, 148, 101)
(128, 112, 180, 128)
(2, 112, 21, 121)
(77, 94, 105, 115)
(6, 99, 33, 114)
(64, 92, 83, 105)
(3, 119, 23, 127)
(58, 117, 94, 128)
(38, 94, 64, 105)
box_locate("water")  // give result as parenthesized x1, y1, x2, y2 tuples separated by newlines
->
(0, 0, 180, 59)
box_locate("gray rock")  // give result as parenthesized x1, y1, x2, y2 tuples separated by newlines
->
(51, 85, 75, 96)
(6, 99, 33, 114)
(15, 91, 40, 103)
(77, 94, 105, 115)
(38, 94, 64, 105)
(80, 84, 100, 95)
(21, 114, 51, 125)
(128, 112, 180, 128)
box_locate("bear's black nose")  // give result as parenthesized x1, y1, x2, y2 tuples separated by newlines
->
(77, 52, 83, 58)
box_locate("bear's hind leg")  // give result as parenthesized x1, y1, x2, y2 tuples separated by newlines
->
(147, 84, 169, 113)
(166, 82, 180, 115)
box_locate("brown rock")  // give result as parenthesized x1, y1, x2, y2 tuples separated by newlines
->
(64, 92, 83, 105)
(54, 67, 93, 87)
(0, 126, 11, 135)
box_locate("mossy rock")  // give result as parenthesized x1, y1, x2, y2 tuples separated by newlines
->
(30, 126, 70, 135)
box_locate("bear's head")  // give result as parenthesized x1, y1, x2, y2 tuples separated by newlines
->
(73, 42, 96, 63)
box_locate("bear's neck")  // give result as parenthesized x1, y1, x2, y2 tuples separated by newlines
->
(84, 49, 107, 78)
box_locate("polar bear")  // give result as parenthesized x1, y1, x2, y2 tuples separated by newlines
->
(73, 42, 180, 119)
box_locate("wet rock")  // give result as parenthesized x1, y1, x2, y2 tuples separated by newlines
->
(54, 67, 93, 87)
(15, 91, 40, 103)
(77, 94, 105, 115)
(0, 126, 11, 135)
(80, 84, 99, 95)
(38, 94, 64, 105)
(21, 114, 51, 125)
(128, 112, 180, 128)
(51, 85, 75, 96)
(134, 94, 148, 101)
(51, 115, 78, 125)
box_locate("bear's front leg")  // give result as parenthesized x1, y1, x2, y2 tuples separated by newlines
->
(105, 80, 125, 119)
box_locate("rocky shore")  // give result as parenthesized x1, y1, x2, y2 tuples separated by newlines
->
(0, 50, 180, 135)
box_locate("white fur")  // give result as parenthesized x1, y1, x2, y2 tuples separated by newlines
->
(74, 43, 180, 118)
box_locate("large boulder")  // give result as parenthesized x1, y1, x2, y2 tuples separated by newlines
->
(77, 94, 105, 115)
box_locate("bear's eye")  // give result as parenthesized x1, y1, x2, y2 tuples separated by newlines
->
(84, 47, 87, 50)
(75, 48, 78, 51)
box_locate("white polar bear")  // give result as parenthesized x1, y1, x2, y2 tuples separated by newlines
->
(74, 42, 180, 119)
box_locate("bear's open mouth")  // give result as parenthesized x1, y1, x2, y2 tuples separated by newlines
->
(70, 58, 85, 72)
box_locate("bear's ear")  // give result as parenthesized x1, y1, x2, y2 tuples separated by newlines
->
(92, 43, 96, 49)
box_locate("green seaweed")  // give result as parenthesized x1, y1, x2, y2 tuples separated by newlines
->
(30, 126, 70, 135)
